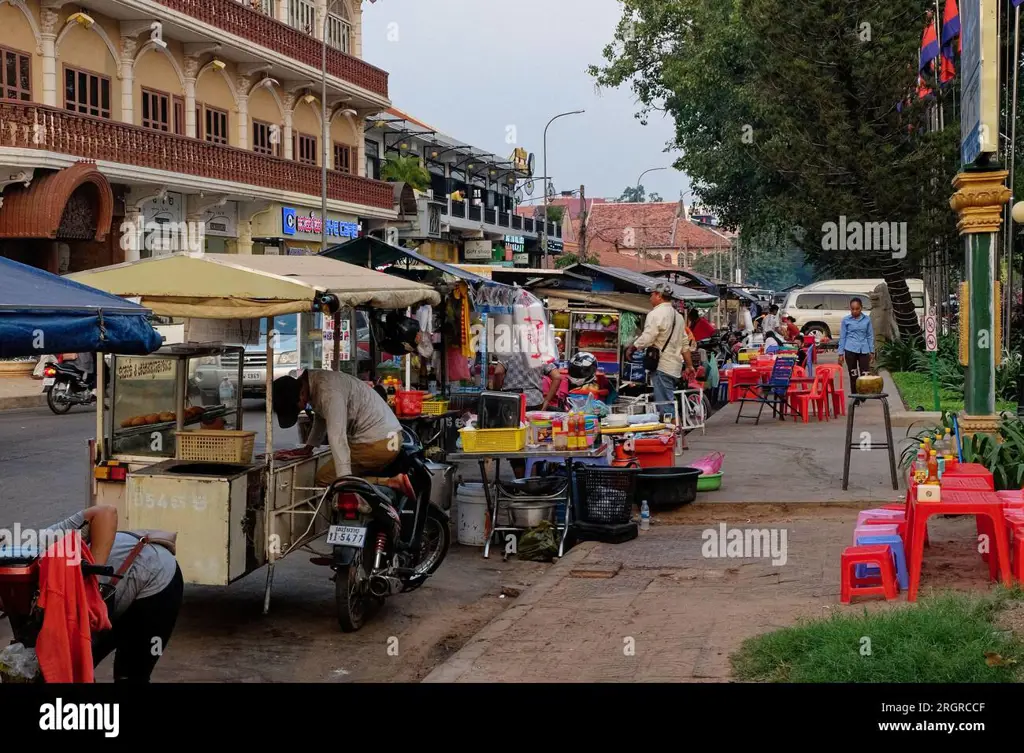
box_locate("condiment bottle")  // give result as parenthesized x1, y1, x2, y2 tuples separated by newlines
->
(912, 453, 928, 484)
(925, 450, 940, 485)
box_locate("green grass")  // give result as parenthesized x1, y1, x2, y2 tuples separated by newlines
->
(731, 591, 1024, 683)
(890, 371, 1015, 413)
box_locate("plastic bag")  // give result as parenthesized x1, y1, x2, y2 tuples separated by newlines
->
(517, 520, 559, 562)
(0, 643, 41, 683)
(689, 451, 724, 475)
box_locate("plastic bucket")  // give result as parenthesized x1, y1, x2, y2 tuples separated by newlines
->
(455, 483, 491, 546)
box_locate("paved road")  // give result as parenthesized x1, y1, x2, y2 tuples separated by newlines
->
(0, 403, 546, 681)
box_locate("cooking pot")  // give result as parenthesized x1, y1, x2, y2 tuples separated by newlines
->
(426, 461, 455, 511)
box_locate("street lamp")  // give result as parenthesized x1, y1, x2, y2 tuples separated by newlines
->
(542, 110, 585, 268)
(633, 167, 668, 271)
(635, 167, 668, 201)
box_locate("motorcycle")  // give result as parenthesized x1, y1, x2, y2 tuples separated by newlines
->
(42, 361, 96, 414)
(321, 427, 450, 632)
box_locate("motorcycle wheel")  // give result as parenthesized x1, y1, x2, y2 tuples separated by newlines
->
(412, 505, 451, 577)
(46, 381, 73, 415)
(335, 549, 369, 633)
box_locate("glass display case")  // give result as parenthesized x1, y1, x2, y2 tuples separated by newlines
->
(569, 310, 623, 381)
(109, 344, 244, 459)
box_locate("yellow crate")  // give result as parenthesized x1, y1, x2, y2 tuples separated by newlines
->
(459, 426, 526, 453)
(175, 430, 256, 463)
(420, 399, 450, 415)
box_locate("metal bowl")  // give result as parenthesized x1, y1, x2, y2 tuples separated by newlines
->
(508, 501, 556, 529)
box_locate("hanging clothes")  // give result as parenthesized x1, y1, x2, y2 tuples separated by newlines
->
(451, 284, 473, 357)
(619, 312, 639, 346)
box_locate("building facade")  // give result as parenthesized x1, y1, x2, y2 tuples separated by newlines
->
(0, 0, 395, 272)
(362, 107, 561, 268)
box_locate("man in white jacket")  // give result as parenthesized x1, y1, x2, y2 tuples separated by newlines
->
(625, 283, 696, 407)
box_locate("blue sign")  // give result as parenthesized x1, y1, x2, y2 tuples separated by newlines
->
(961, 0, 981, 165)
(281, 207, 359, 238)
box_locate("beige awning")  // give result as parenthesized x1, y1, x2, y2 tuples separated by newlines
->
(532, 288, 652, 315)
(68, 253, 440, 319)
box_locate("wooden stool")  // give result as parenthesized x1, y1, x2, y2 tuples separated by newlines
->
(842, 393, 898, 492)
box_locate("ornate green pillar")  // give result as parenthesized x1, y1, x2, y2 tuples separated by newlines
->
(949, 169, 1011, 438)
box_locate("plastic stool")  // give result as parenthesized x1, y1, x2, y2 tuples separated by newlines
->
(854, 523, 898, 544)
(855, 534, 910, 590)
(856, 509, 906, 527)
(841, 545, 899, 603)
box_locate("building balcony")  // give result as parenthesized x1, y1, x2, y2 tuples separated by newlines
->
(403, 195, 560, 240)
(155, 0, 388, 98)
(0, 102, 393, 211)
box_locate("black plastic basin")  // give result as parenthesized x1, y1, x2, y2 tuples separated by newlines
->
(636, 466, 701, 509)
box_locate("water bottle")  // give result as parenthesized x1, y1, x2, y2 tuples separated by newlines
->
(640, 500, 650, 530)
(219, 377, 235, 405)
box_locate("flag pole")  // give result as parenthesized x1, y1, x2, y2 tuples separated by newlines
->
(935, 1, 945, 130)
(1008, 2, 1020, 348)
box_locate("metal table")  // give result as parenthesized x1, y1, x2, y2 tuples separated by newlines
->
(447, 441, 611, 558)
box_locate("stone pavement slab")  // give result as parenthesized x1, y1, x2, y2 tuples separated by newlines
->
(0, 375, 44, 410)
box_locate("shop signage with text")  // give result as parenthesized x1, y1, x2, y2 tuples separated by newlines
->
(282, 207, 359, 239)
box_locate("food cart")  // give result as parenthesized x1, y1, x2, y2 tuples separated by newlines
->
(67, 253, 440, 611)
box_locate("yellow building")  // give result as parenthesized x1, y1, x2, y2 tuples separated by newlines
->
(0, 0, 395, 273)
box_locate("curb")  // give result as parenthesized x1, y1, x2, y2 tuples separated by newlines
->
(0, 394, 46, 411)
(421, 540, 599, 683)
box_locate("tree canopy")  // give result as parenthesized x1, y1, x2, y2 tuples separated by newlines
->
(590, 0, 959, 335)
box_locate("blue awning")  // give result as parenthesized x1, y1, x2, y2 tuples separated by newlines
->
(0, 258, 163, 358)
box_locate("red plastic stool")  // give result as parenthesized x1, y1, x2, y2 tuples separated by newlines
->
(840, 545, 899, 603)
(1011, 522, 1024, 582)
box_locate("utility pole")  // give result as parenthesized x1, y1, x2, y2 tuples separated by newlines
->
(578, 183, 587, 263)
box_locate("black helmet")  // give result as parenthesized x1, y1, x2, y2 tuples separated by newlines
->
(377, 311, 420, 355)
(568, 352, 598, 387)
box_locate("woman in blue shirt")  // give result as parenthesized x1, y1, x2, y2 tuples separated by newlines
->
(837, 297, 875, 386)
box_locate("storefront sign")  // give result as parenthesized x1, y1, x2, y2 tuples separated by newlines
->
(282, 207, 359, 239)
(546, 239, 564, 253)
(513, 252, 529, 266)
(464, 240, 492, 261)
(504, 235, 526, 254)
(323, 317, 351, 369)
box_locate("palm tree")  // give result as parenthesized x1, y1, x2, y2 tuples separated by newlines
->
(380, 155, 430, 192)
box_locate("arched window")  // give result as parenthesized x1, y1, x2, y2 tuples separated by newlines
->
(326, 2, 352, 54)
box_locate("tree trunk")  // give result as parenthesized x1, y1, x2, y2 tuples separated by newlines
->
(878, 255, 921, 339)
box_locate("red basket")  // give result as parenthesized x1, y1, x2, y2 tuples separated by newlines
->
(396, 390, 426, 417)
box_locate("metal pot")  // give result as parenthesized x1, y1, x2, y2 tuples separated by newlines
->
(426, 461, 455, 511)
(508, 501, 556, 529)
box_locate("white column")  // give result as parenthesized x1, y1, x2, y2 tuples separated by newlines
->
(236, 219, 253, 254)
(40, 10, 59, 108)
(237, 93, 249, 149)
(121, 208, 143, 263)
(119, 39, 137, 125)
(283, 95, 295, 160)
(276, 0, 290, 24)
(315, 0, 327, 40)
(184, 77, 197, 138)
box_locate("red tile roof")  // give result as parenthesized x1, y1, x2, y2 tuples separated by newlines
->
(582, 202, 732, 256)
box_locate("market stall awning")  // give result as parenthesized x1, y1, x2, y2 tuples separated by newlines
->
(0, 257, 163, 357)
(68, 253, 440, 320)
(322, 236, 491, 284)
(532, 288, 654, 315)
(565, 264, 717, 303)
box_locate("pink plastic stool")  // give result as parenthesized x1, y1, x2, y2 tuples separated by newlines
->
(854, 524, 898, 544)
(856, 509, 906, 528)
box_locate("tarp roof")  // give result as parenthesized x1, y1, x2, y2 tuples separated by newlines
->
(0, 257, 163, 357)
(532, 288, 654, 315)
(68, 253, 440, 320)
(566, 264, 717, 303)
(321, 236, 490, 284)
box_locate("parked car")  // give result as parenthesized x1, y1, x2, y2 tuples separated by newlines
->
(191, 316, 299, 404)
(781, 289, 874, 340)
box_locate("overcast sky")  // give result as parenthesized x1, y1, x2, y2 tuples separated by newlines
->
(361, 0, 689, 203)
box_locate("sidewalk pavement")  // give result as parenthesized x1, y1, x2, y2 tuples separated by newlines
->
(424, 514, 986, 683)
(0, 375, 44, 410)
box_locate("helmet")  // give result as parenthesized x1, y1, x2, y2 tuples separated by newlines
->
(377, 311, 421, 355)
(568, 352, 598, 387)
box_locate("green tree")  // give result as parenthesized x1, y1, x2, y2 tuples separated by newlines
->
(546, 205, 566, 223)
(616, 185, 663, 202)
(590, 0, 958, 337)
(380, 155, 430, 191)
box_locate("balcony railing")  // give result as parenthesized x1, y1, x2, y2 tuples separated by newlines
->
(524, 218, 535, 233)
(512, 214, 522, 231)
(0, 103, 393, 209)
(468, 204, 481, 222)
(484, 207, 496, 225)
(157, 0, 388, 98)
(451, 200, 466, 219)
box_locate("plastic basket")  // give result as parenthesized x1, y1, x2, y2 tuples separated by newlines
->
(574, 465, 639, 525)
(397, 390, 426, 417)
(459, 427, 526, 453)
(420, 399, 450, 415)
(175, 430, 256, 463)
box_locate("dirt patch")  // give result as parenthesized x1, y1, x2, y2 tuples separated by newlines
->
(995, 602, 1024, 638)
(653, 503, 865, 525)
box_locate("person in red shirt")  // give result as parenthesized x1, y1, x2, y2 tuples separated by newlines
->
(687, 308, 717, 342)
(783, 316, 802, 342)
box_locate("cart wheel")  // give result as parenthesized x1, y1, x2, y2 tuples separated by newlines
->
(412, 505, 451, 577)
(335, 551, 369, 633)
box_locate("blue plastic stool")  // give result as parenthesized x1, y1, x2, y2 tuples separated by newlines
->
(855, 534, 909, 591)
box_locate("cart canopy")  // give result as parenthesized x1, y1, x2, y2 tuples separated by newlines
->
(0, 257, 163, 357)
(565, 264, 718, 303)
(322, 236, 491, 284)
(68, 253, 440, 320)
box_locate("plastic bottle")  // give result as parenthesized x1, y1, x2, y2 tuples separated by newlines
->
(926, 450, 940, 484)
(912, 454, 928, 484)
(943, 428, 955, 461)
(218, 377, 234, 405)
(640, 500, 651, 530)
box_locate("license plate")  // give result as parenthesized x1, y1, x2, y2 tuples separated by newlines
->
(42, 378, 54, 387)
(244, 372, 262, 381)
(327, 525, 366, 548)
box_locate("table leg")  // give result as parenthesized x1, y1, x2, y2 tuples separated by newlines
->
(907, 511, 928, 602)
(559, 457, 572, 557)
(842, 398, 856, 491)
(480, 459, 500, 559)
(991, 512, 1014, 587)
(881, 398, 898, 491)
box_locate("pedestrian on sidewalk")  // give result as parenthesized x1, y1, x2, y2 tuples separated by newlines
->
(625, 283, 696, 408)
(837, 297, 875, 387)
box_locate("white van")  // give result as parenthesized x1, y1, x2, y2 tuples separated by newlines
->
(781, 279, 928, 340)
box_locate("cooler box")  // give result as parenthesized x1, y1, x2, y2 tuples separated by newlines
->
(615, 433, 675, 468)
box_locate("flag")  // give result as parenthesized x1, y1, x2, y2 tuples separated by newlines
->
(941, 0, 960, 59)
(1015, 0, 1024, 8)
(920, 16, 940, 71)
(940, 51, 956, 84)
(917, 74, 934, 100)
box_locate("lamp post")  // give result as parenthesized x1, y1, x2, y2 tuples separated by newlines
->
(635, 166, 668, 202)
(633, 167, 668, 270)
(542, 110, 584, 268)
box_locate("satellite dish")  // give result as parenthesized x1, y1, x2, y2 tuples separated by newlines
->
(524, 179, 535, 197)
(527, 152, 535, 176)
(515, 188, 524, 203)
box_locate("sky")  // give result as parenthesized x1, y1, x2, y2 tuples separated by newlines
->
(361, 0, 689, 203)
